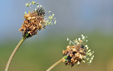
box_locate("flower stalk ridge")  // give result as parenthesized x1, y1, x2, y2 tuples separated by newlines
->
(19, 1, 56, 38)
(63, 35, 94, 67)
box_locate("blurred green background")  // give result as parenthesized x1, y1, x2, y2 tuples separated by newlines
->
(0, 0, 113, 71)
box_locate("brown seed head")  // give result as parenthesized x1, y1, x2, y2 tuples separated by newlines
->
(63, 45, 86, 67)
(19, 11, 46, 38)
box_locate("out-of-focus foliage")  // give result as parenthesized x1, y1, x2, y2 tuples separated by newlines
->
(0, 32, 113, 71)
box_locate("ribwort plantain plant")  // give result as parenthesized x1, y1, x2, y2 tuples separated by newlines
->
(5, 1, 56, 71)
(46, 35, 94, 71)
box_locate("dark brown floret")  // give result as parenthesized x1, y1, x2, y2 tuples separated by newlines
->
(36, 7, 45, 16)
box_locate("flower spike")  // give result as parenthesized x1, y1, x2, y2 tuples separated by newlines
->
(19, 1, 56, 38)
(63, 35, 94, 67)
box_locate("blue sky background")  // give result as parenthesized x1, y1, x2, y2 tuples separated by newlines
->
(0, 0, 113, 42)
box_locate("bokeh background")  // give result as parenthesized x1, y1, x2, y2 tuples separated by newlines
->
(0, 0, 113, 71)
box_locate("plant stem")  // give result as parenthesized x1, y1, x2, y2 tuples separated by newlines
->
(46, 58, 63, 71)
(5, 37, 26, 71)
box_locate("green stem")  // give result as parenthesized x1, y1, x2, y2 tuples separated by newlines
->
(46, 58, 63, 71)
(5, 37, 26, 71)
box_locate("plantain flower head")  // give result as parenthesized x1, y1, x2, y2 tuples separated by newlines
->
(63, 35, 94, 67)
(19, 1, 56, 38)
